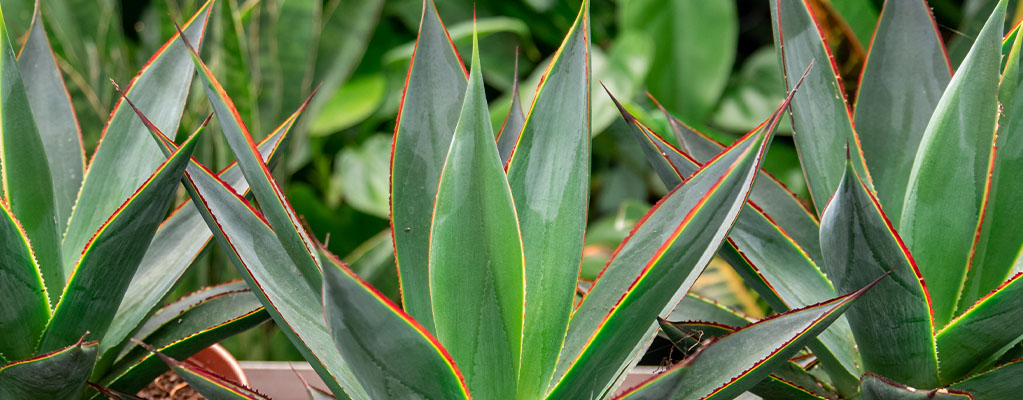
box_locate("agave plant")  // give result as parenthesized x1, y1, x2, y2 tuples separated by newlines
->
(118, 1, 895, 399)
(616, 0, 1023, 398)
(0, 2, 282, 398)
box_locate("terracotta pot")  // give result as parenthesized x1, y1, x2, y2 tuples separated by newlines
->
(186, 344, 248, 386)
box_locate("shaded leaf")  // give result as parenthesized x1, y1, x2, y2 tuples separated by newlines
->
(140, 341, 270, 400)
(860, 373, 973, 400)
(496, 50, 524, 163)
(937, 273, 1023, 384)
(0, 200, 49, 363)
(950, 360, 1023, 400)
(0, 339, 97, 399)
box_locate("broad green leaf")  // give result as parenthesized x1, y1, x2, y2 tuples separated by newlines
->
(429, 27, 523, 399)
(937, 273, 1023, 384)
(310, 75, 387, 137)
(322, 249, 470, 399)
(17, 5, 85, 241)
(820, 162, 938, 388)
(0, 200, 49, 363)
(616, 276, 881, 400)
(504, 2, 589, 397)
(390, 0, 467, 329)
(37, 128, 201, 353)
(275, 0, 319, 126)
(622, 89, 861, 392)
(100, 283, 268, 394)
(550, 100, 780, 398)
(175, 21, 323, 293)
(708, 47, 790, 134)
(771, 0, 873, 213)
(333, 134, 390, 218)
(950, 360, 1023, 399)
(860, 373, 973, 400)
(620, 0, 736, 122)
(62, 1, 212, 277)
(0, 339, 97, 399)
(900, 0, 1005, 328)
(99, 105, 298, 364)
(141, 343, 270, 400)
(496, 51, 524, 163)
(139, 97, 366, 399)
(853, 0, 951, 219)
(962, 25, 1023, 310)
(827, 0, 878, 48)
(0, 1, 61, 307)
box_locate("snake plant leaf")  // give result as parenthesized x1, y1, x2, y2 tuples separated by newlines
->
(852, 0, 950, 219)
(550, 91, 781, 398)
(322, 247, 471, 400)
(950, 360, 1023, 400)
(37, 127, 201, 353)
(820, 161, 939, 388)
(390, 0, 467, 330)
(900, 0, 1005, 328)
(429, 26, 523, 400)
(860, 373, 973, 400)
(174, 21, 323, 293)
(0, 1, 62, 307)
(620, 84, 862, 393)
(496, 50, 524, 163)
(17, 4, 85, 240)
(0, 200, 49, 363)
(936, 273, 1023, 384)
(137, 342, 270, 400)
(771, 0, 873, 214)
(139, 100, 365, 399)
(0, 338, 98, 399)
(504, 3, 589, 397)
(61, 0, 211, 277)
(99, 103, 298, 363)
(649, 94, 822, 265)
(961, 25, 1023, 310)
(615, 275, 882, 400)
(100, 283, 268, 394)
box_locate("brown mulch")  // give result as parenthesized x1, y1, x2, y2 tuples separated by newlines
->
(136, 370, 205, 400)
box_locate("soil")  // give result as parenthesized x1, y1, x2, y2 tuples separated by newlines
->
(136, 370, 205, 400)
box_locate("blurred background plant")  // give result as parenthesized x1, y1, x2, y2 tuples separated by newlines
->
(3, 0, 1020, 361)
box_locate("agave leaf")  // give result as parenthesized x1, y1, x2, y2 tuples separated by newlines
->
(390, 0, 468, 330)
(950, 360, 1023, 400)
(0, 0, 62, 307)
(99, 104, 298, 364)
(0, 200, 49, 363)
(16, 4, 85, 241)
(619, 86, 861, 392)
(322, 247, 470, 399)
(649, 95, 822, 267)
(62, 1, 212, 276)
(174, 20, 323, 293)
(496, 50, 524, 163)
(852, 0, 951, 219)
(87, 382, 145, 400)
(860, 373, 973, 400)
(428, 25, 523, 399)
(100, 283, 268, 394)
(144, 130, 365, 398)
(137, 342, 270, 400)
(771, 0, 873, 214)
(0, 338, 98, 399)
(820, 160, 939, 388)
(668, 294, 752, 327)
(504, 2, 589, 397)
(900, 0, 1005, 328)
(549, 91, 781, 398)
(961, 22, 1023, 310)
(615, 276, 882, 400)
(37, 128, 201, 353)
(936, 273, 1023, 384)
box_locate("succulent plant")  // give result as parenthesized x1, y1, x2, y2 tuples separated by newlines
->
(0, 1, 276, 398)
(133, 0, 892, 399)
(618, 0, 1023, 398)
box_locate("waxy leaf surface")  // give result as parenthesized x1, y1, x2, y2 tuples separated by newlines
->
(0, 201, 48, 362)
(937, 273, 1023, 384)
(0, 340, 97, 399)
(860, 373, 972, 400)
